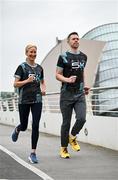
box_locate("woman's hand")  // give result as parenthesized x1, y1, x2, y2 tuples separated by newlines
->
(27, 75, 35, 83)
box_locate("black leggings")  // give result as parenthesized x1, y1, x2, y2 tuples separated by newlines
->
(17, 103, 42, 149)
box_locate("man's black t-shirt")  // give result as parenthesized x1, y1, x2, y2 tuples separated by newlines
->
(57, 51, 87, 91)
(14, 62, 44, 104)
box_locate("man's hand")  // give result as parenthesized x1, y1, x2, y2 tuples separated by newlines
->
(84, 87, 90, 95)
(67, 76, 77, 83)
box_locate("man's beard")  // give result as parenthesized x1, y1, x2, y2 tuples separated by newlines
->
(72, 43, 79, 49)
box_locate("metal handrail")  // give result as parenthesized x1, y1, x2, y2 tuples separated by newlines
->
(1, 85, 118, 116)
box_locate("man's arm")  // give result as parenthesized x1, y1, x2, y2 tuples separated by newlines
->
(83, 72, 90, 95)
(56, 68, 77, 83)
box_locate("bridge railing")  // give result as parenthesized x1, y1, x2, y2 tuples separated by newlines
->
(1, 86, 118, 117)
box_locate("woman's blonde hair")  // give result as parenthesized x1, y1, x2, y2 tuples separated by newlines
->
(25, 44, 37, 54)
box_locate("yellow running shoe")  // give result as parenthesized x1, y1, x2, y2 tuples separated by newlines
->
(60, 147, 70, 158)
(69, 136, 80, 151)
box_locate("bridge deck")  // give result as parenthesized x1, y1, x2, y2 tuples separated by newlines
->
(0, 124, 118, 180)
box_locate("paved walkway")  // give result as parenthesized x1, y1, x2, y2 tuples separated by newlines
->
(0, 149, 43, 179)
(0, 124, 118, 180)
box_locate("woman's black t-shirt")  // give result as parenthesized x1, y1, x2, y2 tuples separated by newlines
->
(14, 62, 44, 104)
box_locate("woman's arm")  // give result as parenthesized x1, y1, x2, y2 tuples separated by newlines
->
(14, 75, 35, 88)
(40, 79, 46, 95)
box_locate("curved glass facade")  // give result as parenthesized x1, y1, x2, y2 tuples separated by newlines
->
(82, 23, 118, 115)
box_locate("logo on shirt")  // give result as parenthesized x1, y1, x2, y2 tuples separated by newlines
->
(72, 61, 85, 70)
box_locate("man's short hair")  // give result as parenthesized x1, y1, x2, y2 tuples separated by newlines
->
(67, 32, 79, 40)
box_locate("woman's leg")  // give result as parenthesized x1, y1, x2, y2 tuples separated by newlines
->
(30, 102, 42, 152)
(12, 104, 30, 142)
(17, 104, 30, 131)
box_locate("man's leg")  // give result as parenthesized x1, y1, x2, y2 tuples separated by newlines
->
(60, 100, 73, 147)
(60, 100, 73, 158)
(69, 95, 86, 151)
(72, 95, 86, 135)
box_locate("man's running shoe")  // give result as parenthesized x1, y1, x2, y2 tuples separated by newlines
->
(28, 153, 38, 163)
(60, 147, 70, 159)
(11, 128, 19, 142)
(69, 136, 80, 151)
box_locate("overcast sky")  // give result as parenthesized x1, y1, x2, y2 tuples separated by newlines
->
(1, 0, 118, 91)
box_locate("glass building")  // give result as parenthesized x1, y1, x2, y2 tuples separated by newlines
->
(82, 23, 118, 115)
